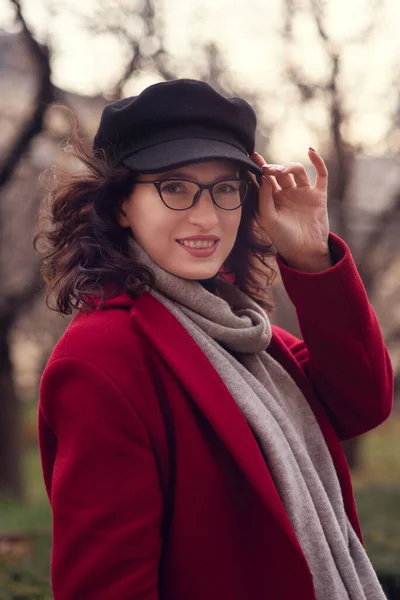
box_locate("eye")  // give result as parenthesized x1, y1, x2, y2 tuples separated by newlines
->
(214, 181, 240, 194)
(160, 180, 188, 194)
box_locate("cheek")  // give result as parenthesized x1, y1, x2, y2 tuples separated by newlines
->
(128, 198, 181, 244)
(224, 209, 242, 238)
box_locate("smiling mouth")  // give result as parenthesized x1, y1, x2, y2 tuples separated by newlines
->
(177, 240, 218, 249)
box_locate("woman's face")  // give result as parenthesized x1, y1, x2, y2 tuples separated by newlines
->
(119, 160, 243, 279)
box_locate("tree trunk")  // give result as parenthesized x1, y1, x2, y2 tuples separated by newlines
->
(0, 316, 22, 498)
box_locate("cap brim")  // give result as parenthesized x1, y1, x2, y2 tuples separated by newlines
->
(122, 138, 263, 175)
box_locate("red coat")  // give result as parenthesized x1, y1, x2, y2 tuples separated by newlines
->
(39, 235, 393, 600)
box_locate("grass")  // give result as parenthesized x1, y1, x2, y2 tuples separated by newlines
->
(356, 485, 400, 576)
(0, 532, 53, 600)
(0, 449, 51, 533)
(352, 415, 400, 489)
(0, 448, 52, 599)
(0, 408, 399, 598)
(351, 415, 400, 579)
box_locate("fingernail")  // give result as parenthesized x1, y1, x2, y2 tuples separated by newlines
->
(266, 164, 285, 171)
(309, 147, 316, 152)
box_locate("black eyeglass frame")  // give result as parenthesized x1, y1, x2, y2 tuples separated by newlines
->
(134, 178, 252, 211)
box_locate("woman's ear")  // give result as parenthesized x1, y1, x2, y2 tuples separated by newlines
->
(117, 201, 130, 228)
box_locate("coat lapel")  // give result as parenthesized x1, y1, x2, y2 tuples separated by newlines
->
(130, 292, 303, 553)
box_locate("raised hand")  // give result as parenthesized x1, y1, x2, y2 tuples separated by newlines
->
(251, 148, 332, 273)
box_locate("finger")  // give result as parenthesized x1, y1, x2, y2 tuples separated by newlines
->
(257, 160, 295, 190)
(262, 172, 281, 194)
(267, 168, 295, 190)
(254, 154, 296, 191)
(258, 175, 277, 221)
(255, 162, 282, 193)
(251, 153, 286, 179)
(279, 162, 310, 187)
(308, 148, 328, 192)
(251, 152, 267, 168)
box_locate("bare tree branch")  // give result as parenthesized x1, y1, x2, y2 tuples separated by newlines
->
(310, 0, 383, 46)
(85, 0, 177, 99)
(0, 1, 56, 497)
(112, 42, 141, 100)
(281, 0, 352, 240)
(309, 0, 331, 47)
(152, 49, 177, 82)
(0, 0, 54, 190)
(201, 43, 227, 93)
(307, 2, 353, 241)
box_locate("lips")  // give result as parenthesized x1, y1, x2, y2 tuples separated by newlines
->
(176, 236, 220, 257)
(176, 235, 220, 249)
(178, 239, 217, 249)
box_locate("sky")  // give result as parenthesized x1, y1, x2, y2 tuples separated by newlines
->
(0, 0, 399, 161)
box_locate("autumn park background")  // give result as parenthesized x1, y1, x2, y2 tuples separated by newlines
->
(0, 0, 400, 597)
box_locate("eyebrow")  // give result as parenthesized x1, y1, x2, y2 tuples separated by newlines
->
(157, 169, 240, 181)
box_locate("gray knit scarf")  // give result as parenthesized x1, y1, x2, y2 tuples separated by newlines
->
(132, 241, 386, 600)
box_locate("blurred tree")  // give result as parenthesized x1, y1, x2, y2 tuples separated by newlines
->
(0, 0, 54, 497)
(81, 0, 177, 98)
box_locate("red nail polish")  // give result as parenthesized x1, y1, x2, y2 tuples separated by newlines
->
(309, 147, 316, 152)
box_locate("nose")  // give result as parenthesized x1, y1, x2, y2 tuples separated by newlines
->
(187, 189, 219, 229)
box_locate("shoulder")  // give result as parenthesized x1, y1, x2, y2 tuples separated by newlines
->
(52, 306, 134, 359)
(41, 295, 174, 420)
(46, 292, 159, 382)
(40, 294, 179, 432)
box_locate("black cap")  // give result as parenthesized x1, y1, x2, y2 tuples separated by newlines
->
(93, 79, 262, 175)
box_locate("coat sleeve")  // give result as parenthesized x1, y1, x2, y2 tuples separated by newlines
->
(275, 233, 393, 440)
(39, 356, 163, 600)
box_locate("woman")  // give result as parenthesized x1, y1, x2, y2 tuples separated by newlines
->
(36, 79, 393, 600)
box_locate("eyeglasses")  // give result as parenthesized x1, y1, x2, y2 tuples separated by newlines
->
(134, 178, 251, 211)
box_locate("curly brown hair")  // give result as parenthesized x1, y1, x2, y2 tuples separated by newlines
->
(34, 110, 276, 315)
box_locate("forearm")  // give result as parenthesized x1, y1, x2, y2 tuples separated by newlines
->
(277, 233, 393, 439)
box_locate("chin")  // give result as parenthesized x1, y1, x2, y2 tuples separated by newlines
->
(169, 262, 222, 280)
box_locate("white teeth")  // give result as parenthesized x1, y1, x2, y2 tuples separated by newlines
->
(180, 240, 215, 248)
